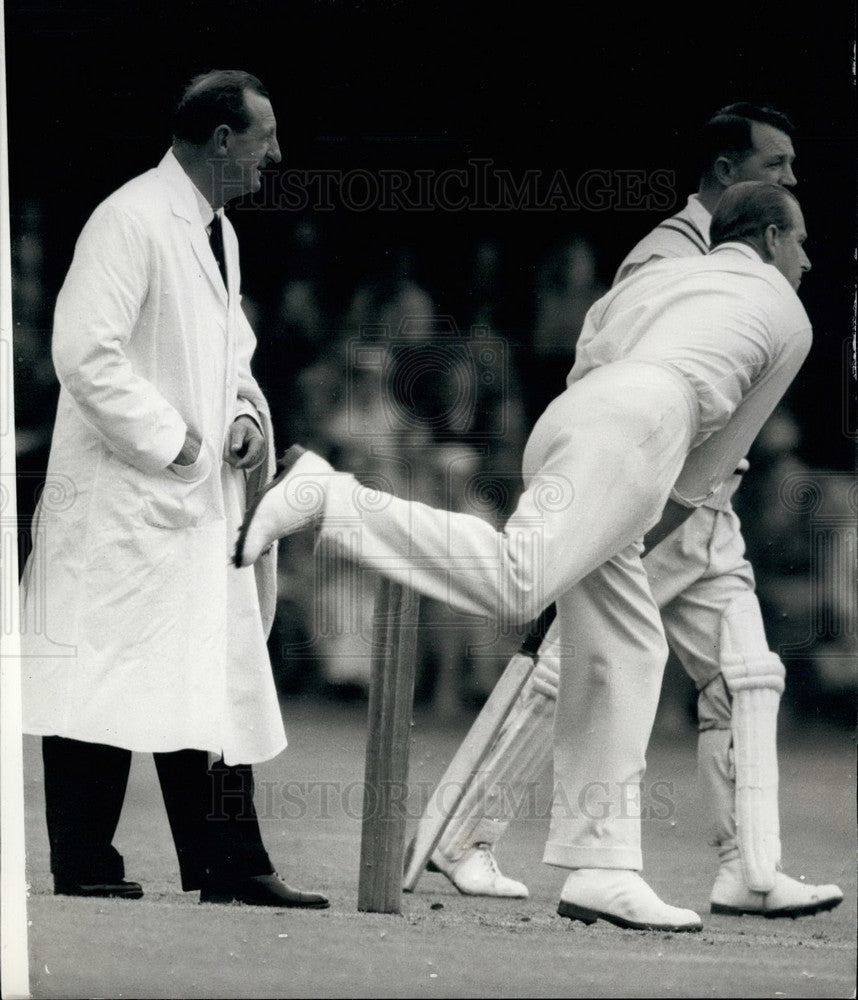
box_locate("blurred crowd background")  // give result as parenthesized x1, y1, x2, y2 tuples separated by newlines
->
(7, 1, 856, 730)
(12, 200, 855, 729)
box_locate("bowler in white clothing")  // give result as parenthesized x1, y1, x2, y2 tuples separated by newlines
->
(408, 103, 839, 924)
(236, 180, 812, 930)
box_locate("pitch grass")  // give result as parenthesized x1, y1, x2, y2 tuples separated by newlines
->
(19, 700, 856, 999)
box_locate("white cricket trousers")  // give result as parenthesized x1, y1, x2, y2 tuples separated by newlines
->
(320, 359, 702, 870)
(438, 505, 756, 866)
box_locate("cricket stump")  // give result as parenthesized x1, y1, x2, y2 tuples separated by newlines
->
(357, 577, 420, 914)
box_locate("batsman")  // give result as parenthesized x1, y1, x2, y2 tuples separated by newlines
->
(402, 104, 844, 919)
(235, 177, 831, 931)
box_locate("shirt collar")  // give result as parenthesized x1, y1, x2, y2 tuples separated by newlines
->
(708, 241, 763, 262)
(686, 193, 712, 243)
(193, 185, 216, 230)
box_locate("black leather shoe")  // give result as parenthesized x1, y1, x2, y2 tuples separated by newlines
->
(54, 879, 143, 899)
(200, 873, 329, 909)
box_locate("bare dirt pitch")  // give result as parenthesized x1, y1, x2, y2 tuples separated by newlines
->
(21, 699, 855, 999)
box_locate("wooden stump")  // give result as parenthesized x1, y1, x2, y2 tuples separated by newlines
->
(357, 578, 420, 914)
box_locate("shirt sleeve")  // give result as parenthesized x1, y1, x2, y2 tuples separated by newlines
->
(670, 323, 811, 506)
(233, 398, 262, 429)
(613, 253, 661, 286)
(233, 295, 271, 425)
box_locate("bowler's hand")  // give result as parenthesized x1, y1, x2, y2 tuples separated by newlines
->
(224, 415, 266, 470)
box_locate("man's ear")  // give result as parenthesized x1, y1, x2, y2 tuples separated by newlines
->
(211, 124, 231, 155)
(712, 155, 736, 188)
(762, 223, 779, 261)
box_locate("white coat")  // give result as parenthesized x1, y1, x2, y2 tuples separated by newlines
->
(20, 150, 285, 765)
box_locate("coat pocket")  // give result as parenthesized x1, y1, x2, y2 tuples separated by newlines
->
(142, 443, 219, 529)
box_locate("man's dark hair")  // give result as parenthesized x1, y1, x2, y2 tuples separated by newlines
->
(698, 102, 795, 176)
(710, 181, 799, 249)
(172, 69, 269, 144)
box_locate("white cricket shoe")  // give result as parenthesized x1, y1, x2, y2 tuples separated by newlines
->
(557, 869, 702, 932)
(234, 445, 332, 567)
(710, 859, 843, 918)
(431, 845, 529, 898)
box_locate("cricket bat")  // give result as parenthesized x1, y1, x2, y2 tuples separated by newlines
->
(402, 625, 549, 892)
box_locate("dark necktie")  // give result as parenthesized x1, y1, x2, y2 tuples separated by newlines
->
(208, 213, 228, 289)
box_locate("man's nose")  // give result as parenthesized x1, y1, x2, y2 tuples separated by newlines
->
(781, 164, 797, 187)
(268, 137, 282, 164)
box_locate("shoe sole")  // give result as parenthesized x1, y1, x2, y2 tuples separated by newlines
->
(447, 872, 529, 898)
(557, 900, 701, 932)
(206, 897, 331, 909)
(711, 896, 843, 919)
(200, 889, 330, 909)
(233, 444, 307, 567)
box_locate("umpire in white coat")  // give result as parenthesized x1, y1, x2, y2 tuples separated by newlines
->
(20, 70, 328, 909)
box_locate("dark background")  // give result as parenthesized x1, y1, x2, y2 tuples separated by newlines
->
(5, 1, 856, 723)
(6, 0, 857, 471)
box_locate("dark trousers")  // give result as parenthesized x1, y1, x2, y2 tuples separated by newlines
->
(42, 736, 274, 891)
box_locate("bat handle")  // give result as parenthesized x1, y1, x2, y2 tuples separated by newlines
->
(520, 603, 557, 658)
